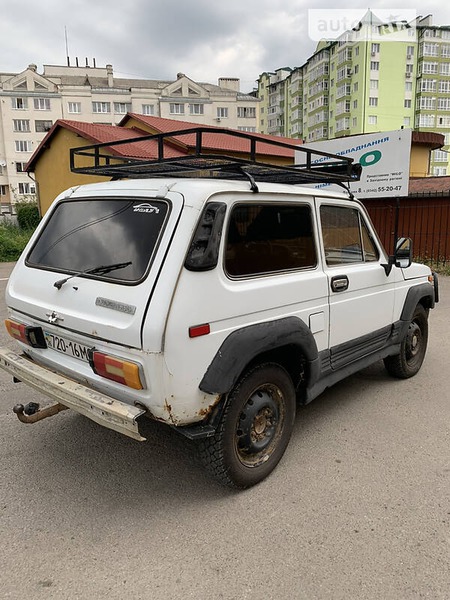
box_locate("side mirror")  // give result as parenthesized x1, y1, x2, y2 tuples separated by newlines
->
(394, 237, 412, 268)
(382, 237, 413, 275)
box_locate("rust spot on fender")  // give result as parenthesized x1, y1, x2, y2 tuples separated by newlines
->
(164, 399, 176, 425)
(197, 394, 221, 418)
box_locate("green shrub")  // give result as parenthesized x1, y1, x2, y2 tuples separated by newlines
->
(0, 223, 34, 261)
(15, 201, 41, 230)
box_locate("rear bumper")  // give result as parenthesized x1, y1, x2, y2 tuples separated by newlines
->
(0, 347, 146, 441)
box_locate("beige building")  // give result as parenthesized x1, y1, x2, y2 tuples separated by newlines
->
(0, 62, 259, 211)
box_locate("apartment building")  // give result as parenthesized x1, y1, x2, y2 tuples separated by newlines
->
(257, 13, 450, 176)
(0, 63, 259, 210)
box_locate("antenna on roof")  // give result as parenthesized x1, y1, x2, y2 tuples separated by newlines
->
(65, 26, 70, 66)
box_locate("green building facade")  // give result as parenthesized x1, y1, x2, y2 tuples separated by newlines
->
(257, 14, 450, 175)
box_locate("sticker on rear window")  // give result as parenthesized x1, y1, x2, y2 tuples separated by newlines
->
(133, 203, 160, 214)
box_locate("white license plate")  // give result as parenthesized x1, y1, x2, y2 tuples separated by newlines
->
(44, 332, 91, 362)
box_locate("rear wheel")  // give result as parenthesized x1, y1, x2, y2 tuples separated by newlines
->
(384, 304, 428, 379)
(198, 363, 296, 488)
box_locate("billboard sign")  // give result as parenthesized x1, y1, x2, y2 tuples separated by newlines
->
(300, 129, 412, 198)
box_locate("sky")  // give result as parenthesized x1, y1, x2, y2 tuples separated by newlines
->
(2, 1, 450, 92)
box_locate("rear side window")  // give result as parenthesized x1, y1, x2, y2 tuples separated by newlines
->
(225, 203, 316, 277)
(27, 198, 169, 283)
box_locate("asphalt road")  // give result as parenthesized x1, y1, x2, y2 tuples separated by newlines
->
(0, 261, 449, 600)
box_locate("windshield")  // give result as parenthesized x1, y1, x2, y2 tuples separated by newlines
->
(27, 198, 170, 283)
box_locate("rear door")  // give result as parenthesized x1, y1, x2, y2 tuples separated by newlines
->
(7, 189, 184, 349)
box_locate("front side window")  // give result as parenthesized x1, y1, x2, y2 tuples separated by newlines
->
(225, 203, 316, 277)
(27, 198, 170, 283)
(320, 205, 379, 266)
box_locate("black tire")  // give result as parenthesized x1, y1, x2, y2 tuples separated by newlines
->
(198, 363, 296, 488)
(384, 304, 428, 379)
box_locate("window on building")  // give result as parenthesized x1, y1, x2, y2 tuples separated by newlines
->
(422, 62, 438, 74)
(442, 44, 450, 57)
(419, 96, 435, 109)
(217, 107, 229, 118)
(352, 117, 357, 127)
(355, 46, 360, 56)
(68, 102, 81, 114)
(353, 82, 358, 92)
(419, 114, 436, 127)
(370, 61, 379, 71)
(354, 65, 359, 74)
(440, 63, 450, 75)
(369, 79, 379, 90)
(368, 115, 377, 125)
(142, 104, 155, 115)
(224, 204, 317, 277)
(406, 45, 414, 57)
(13, 119, 30, 132)
(353, 100, 358, 109)
(403, 117, 411, 126)
(34, 98, 51, 110)
(433, 150, 448, 162)
(369, 97, 378, 106)
(438, 98, 450, 110)
(169, 103, 185, 114)
(237, 126, 257, 132)
(0, 185, 7, 196)
(35, 120, 53, 132)
(423, 43, 439, 56)
(92, 102, 111, 113)
(189, 103, 204, 115)
(18, 182, 36, 195)
(405, 81, 413, 91)
(433, 167, 448, 176)
(14, 140, 33, 152)
(404, 99, 412, 108)
(15, 162, 27, 173)
(12, 97, 28, 110)
(421, 79, 437, 92)
(114, 102, 131, 114)
(405, 63, 414, 74)
(371, 43, 380, 54)
(439, 80, 450, 93)
(237, 107, 256, 118)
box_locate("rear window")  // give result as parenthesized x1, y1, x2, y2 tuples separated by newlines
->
(27, 198, 169, 283)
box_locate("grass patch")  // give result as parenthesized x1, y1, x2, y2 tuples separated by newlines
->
(0, 223, 34, 262)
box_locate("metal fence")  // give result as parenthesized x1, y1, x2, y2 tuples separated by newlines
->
(364, 196, 450, 265)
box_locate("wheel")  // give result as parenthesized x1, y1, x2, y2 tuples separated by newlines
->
(198, 363, 296, 488)
(384, 304, 428, 379)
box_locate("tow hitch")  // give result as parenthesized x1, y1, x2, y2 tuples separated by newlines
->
(13, 402, 69, 424)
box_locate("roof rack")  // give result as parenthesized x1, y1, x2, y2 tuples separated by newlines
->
(70, 127, 362, 188)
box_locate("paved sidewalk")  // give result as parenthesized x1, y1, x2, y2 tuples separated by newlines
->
(0, 262, 15, 280)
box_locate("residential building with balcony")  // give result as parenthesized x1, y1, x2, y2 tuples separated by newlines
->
(0, 63, 259, 211)
(257, 13, 450, 176)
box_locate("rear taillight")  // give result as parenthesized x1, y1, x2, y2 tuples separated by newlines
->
(88, 350, 144, 390)
(5, 319, 47, 348)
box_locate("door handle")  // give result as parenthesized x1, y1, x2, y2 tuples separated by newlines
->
(331, 275, 349, 292)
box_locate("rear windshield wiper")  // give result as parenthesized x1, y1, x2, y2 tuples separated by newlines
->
(54, 261, 132, 289)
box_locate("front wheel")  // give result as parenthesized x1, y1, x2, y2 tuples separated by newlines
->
(198, 363, 296, 488)
(384, 304, 429, 379)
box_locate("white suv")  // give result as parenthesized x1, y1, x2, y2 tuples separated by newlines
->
(0, 130, 438, 488)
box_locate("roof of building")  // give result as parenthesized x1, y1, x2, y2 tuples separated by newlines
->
(26, 119, 186, 171)
(120, 114, 302, 157)
(409, 176, 450, 196)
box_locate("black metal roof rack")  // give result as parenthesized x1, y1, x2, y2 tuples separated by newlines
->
(70, 127, 362, 187)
